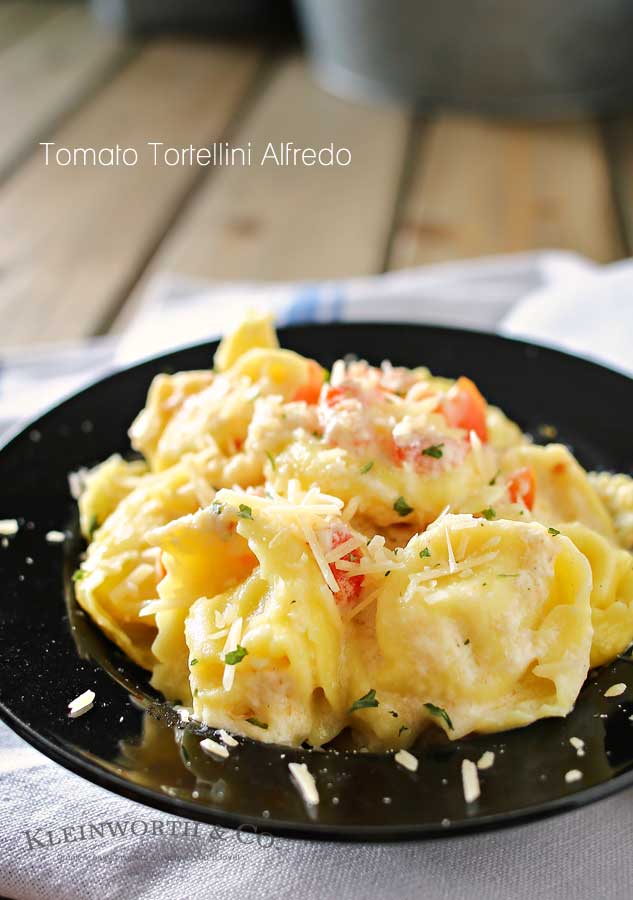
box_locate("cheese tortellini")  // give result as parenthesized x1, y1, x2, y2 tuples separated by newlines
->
(72, 313, 633, 751)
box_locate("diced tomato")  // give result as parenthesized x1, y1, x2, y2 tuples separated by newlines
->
(440, 376, 488, 442)
(507, 466, 536, 510)
(323, 385, 349, 407)
(292, 359, 325, 405)
(329, 529, 364, 605)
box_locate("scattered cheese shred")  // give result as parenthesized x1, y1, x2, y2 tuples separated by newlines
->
(604, 683, 626, 698)
(394, 749, 418, 773)
(0, 519, 18, 536)
(477, 751, 495, 770)
(45, 530, 66, 543)
(461, 759, 480, 803)
(445, 527, 458, 574)
(217, 729, 239, 748)
(68, 689, 95, 718)
(200, 738, 229, 759)
(565, 769, 583, 784)
(569, 737, 585, 757)
(288, 762, 319, 806)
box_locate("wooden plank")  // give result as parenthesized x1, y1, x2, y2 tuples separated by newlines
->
(603, 115, 633, 255)
(118, 54, 409, 311)
(388, 115, 624, 269)
(0, 1, 63, 53)
(0, 4, 129, 179)
(0, 40, 262, 347)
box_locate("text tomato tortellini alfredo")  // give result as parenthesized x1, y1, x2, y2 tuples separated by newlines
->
(72, 314, 633, 750)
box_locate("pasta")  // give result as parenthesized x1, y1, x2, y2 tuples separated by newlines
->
(72, 313, 633, 751)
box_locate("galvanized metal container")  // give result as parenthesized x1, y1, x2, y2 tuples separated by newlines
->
(295, 0, 633, 117)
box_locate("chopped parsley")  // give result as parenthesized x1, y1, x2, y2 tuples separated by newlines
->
(323, 368, 331, 383)
(497, 573, 519, 578)
(190, 658, 199, 666)
(349, 688, 379, 713)
(489, 471, 500, 486)
(480, 507, 496, 520)
(384, 570, 391, 577)
(419, 547, 431, 559)
(265, 451, 276, 472)
(424, 702, 454, 731)
(389, 710, 399, 718)
(548, 527, 561, 536)
(87, 515, 99, 538)
(72, 569, 85, 582)
(393, 496, 414, 517)
(246, 717, 268, 730)
(211, 501, 224, 515)
(237, 504, 253, 520)
(224, 645, 248, 665)
(398, 725, 409, 737)
(360, 460, 374, 474)
(422, 443, 444, 459)
(464, 638, 470, 646)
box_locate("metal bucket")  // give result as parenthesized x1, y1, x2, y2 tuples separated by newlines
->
(295, 0, 633, 117)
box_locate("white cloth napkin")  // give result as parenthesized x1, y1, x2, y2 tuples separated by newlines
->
(1, 251, 633, 900)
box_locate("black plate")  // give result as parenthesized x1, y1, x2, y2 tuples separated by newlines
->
(1, 323, 633, 842)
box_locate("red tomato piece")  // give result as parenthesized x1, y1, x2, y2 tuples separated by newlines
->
(440, 376, 488, 442)
(507, 466, 536, 510)
(291, 359, 326, 405)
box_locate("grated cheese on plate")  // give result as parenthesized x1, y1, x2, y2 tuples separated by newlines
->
(288, 762, 319, 806)
(200, 737, 229, 759)
(461, 759, 480, 803)
(565, 769, 583, 784)
(45, 530, 66, 543)
(68, 689, 95, 718)
(217, 729, 239, 748)
(569, 737, 585, 757)
(394, 749, 418, 772)
(0, 519, 18, 536)
(604, 683, 626, 698)
(476, 751, 495, 770)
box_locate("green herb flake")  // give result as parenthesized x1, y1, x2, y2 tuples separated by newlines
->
(480, 507, 496, 520)
(237, 504, 253, 520)
(384, 570, 391, 577)
(246, 717, 268, 730)
(224, 645, 248, 666)
(323, 368, 331, 383)
(349, 688, 379, 713)
(497, 573, 519, 579)
(72, 569, 85, 582)
(393, 496, 414, 517)
(419, 547, 431, 559)
(424, 702, 454, 731)
(211, 501, 224, 516)
(265, 451, 276, 472)
(422, 443, 444, 459)
(548, 527, 561, 536)
(489, 471, 500, 486)
(464, 638, 470, 646)
(190, 658, 199, 666)
(390, 710, 399, 718)
(398, 725, 409, 737)
(87, 515, 99, 538)
(181, 746, 190, 764)
(360, 460, 374, 474)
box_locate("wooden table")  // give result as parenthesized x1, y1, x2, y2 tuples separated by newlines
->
(2, 2, 633, 349)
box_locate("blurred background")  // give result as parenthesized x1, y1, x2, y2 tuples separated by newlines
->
(1, 0, 633, 352)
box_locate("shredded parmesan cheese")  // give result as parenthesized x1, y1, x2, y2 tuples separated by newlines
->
(445, 527, 457, 574)
(394, 749, 418, 772)
(477, 751, 495, 770)
(68, 689, 95, 718)
(288, 762, 319, 805)
(604, 683, 626, 698)
(217, 729, 238, 747)
(45, 530, 66, 543)
(461, 759, 480, 803)
(0, 519, 18, 536)
(565, 769, 583, 784)
(200, 738, 229, 759)
(569, 737, 585, 757)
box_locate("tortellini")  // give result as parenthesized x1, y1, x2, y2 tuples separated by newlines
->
(72, 314, 633, 752)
